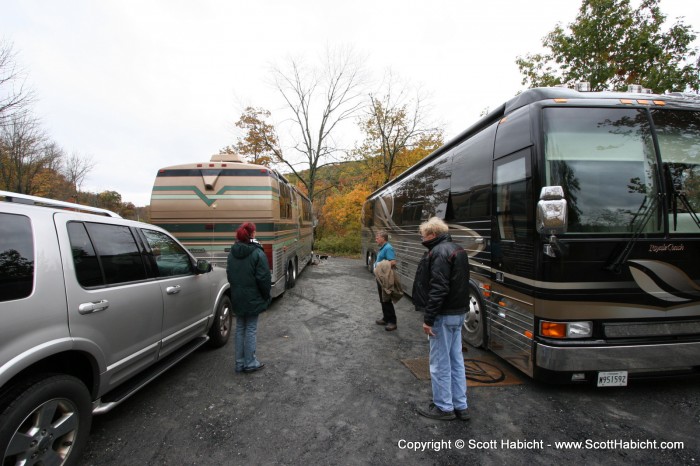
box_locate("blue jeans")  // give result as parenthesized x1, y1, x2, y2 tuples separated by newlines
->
(428, 314, 468, 412)
(235, 314, 261, 371)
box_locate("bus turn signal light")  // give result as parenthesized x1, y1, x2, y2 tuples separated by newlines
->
(541, 322, 566, 338)
(541, 320, 593, 338)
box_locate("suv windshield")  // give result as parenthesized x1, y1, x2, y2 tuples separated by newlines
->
(543, 107, 661, 235)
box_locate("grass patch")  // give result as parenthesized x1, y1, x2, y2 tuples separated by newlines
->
(314, 232, 361, 257)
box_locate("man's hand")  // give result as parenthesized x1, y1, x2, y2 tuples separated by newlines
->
(422, 323, 436, 337)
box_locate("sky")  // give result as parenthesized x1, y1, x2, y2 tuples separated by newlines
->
(1, 0, 699, 207)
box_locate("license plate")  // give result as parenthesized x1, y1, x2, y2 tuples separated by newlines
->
(597, 371, 628, 387)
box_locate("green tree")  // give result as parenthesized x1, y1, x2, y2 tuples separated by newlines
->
(516, 0, 700, 92)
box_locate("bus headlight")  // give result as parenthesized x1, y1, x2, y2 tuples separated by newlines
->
(540, 321, 592, 338)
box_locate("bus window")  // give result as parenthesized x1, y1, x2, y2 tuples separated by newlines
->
(451, 122, 497, 222)
(392, 194, 406, 226)
(279, 182, 292, 219)
(451, 186, 490, 222)
(495, 150, 532, 241)
(652, 109, 700, 233)
(300, 195, 312, 223)
(543, 107, 660, 235)
(402, 200, 423, 225)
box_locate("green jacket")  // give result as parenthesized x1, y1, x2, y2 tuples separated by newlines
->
(226, 240, 272, 316)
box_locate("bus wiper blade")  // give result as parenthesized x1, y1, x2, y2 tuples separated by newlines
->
(664, 163, 700, 231)
(605, 194, 658, 273)
(675, 191, 700, 230)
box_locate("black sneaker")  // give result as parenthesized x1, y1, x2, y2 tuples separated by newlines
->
(375, 319, 387, 325)
(417, 403, 456, 420)
(455, 408, 470, 421)
(243, 363, 265, 373)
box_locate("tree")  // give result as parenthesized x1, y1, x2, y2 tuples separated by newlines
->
(230, 107, 279, 166)
(357, 73, 443, 184)
(0, 114, 62, 195)
(0, 41, 33, 127)
(319, 184, 371, 236)
(62, 151, 95, 196)
(516, 0, 700, 92)
(96, 190, 123, 212)
(270, 47, 366, 202)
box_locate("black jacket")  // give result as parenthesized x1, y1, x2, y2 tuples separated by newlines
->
(412, 233, 470, 326)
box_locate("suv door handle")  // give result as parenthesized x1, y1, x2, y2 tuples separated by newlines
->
(166, 285, 181, 295)
(78, 299, 110, 314)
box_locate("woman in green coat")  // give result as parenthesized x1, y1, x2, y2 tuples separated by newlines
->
(227, 222, 271, 373)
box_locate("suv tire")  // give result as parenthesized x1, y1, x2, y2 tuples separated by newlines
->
(0, 374, 92, 466)
(208, 295, 232, 348)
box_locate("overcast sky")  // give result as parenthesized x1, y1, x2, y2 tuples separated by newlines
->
(2, 0, 698, 206)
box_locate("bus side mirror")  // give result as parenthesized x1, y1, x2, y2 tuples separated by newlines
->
(536, 186, 568, 236)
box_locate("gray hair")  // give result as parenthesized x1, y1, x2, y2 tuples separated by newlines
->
(419, 217, 448, 236)
(375, 230, 389, 241)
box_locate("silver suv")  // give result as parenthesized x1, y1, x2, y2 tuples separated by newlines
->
(0, 191, 232, 465)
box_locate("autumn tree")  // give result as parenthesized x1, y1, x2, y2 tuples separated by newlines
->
(516, 0, 700, 92)
(0, 114, 61, 194)
(228, 107, 279, 166)
(357, 73, 442, 185)
(319, 184, 371, 237)
(270, 47, 366, 202)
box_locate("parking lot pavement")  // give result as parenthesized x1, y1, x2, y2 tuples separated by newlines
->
(80, 257, 700, 465)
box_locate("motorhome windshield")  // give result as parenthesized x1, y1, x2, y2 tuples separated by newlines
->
(544, 107, 660, 234)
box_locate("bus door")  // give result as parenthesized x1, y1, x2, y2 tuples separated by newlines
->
(490, 112, 537, 374)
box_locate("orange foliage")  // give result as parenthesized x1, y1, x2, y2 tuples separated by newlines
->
(319, 184, 371, 235)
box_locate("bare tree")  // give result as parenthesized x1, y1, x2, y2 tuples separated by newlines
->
(0, 114, 60, 194)
(62, 151, 95, 195)
(270, 47, 365, 201)
(0, 41, 34, 127)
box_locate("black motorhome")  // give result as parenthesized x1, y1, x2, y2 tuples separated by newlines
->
(362, 85, 700, 385)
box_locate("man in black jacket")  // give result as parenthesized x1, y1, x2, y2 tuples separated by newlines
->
(412, 217, 470, 421)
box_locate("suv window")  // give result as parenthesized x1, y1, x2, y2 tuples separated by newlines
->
(141, 228, 193, 277)
(0, 213, 34, 302)
(68, 222, 148, 287)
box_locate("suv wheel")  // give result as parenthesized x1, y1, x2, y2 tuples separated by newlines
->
(0, 374, 92, 466)
(208, 295, 232, 348)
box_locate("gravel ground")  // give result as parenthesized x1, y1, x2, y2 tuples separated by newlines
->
(79, 257, 700, 465)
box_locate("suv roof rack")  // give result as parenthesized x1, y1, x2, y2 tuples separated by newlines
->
(0, 190, 122, 218)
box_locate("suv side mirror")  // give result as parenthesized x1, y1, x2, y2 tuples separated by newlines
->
(536, 186, 567, 235)
(195, 259, 212, 274)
